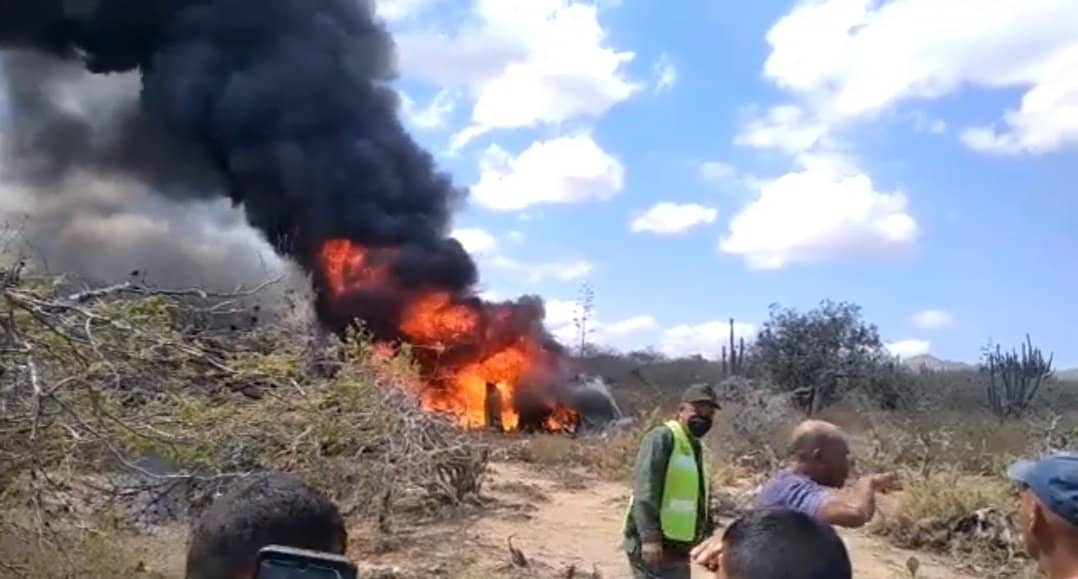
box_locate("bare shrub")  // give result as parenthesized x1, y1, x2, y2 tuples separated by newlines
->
(870, 468, 1025, 574)
(712, 376, 799, 471)
(0, 255, 489, 575)
(504, 409, 662, 479)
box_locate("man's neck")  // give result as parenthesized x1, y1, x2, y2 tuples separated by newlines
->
(1042, 547, 1078, 579)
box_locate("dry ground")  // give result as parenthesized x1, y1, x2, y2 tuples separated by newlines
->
(12, 460, 991, 579)
(346, 462, 980, 579)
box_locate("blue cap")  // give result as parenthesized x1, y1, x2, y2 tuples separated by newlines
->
(1008, 451, 1078, 526)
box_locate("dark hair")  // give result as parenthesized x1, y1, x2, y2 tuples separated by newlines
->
(185, 472, 347, 579)
(722, 508, 851, 579)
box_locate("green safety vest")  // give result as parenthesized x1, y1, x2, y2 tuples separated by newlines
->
(626, 420, 711, 543)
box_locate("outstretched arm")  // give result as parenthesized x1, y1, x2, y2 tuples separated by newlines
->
(818, 473, 899, 528)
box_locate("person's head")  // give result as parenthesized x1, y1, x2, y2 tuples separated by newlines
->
(790, 420, 851, 488)
(185, 472, 347, 579)
(718, 507, 851, 579)
(677, 383, 719, 438)
(1008, 452, 1078, 563)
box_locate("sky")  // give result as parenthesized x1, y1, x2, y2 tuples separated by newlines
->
(378, 0, 1078, 367)
(0, 0, 1074, 367)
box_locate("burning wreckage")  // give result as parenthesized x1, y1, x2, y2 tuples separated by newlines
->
(0, 0, 623, 433)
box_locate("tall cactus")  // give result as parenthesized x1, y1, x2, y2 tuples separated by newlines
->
(738, 336, 745, 372)
(984, 334, 1054, 419)
(719, 318, 746, 377)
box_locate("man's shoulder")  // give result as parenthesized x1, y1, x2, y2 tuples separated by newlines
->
(756, 471, 828, 511)
(759, 471, 820, 491)
(643, 424, 674, 442)
(642, 422, 668, 435)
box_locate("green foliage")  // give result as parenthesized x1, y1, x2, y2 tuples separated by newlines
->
(1, 263, 489, 553)
(754, 300, 904, 414)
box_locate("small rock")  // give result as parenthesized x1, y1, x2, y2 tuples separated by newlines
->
(358, 564, 403, 579)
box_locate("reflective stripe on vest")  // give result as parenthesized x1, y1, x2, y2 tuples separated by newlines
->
(659, 420, 707, 542)
(624, 420, 710, 543)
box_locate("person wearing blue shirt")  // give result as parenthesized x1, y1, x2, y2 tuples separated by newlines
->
(754, 420, 899, 528)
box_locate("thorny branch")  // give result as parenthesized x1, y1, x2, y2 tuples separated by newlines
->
(1, 263, 269, 538)
(1, 260, 488, 552)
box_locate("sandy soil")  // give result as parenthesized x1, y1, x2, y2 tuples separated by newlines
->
(349, 462, 979, 579)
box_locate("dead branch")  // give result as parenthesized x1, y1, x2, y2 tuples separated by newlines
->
(1, 265, 488, 545)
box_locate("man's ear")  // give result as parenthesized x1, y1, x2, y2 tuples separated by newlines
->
(1030, 499, 1046, 539)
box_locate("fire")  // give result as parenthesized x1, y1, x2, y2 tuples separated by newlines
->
(317, 238, 577, 432)
(400, 292, 480, 345)
(319, 240, 395, 297)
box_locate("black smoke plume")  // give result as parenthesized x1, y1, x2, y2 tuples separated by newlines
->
(0, 0, 595, 431)
(0, 0, 478, 328)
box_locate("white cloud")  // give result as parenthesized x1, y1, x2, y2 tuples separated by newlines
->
(451, 226, 586, 286)
(653, 53, 678, 92)
(735, 105, 830, 154)
(961, 63, 1078, 153)
(471, 134, 625, 211)
(491, 256, 592, 283)
(886, 339, 932, 358)
(600, 315, 659, 337)
(630, 202, 718, 235)
(400, 88, 458, 129)
(541, 297, 656, 349)
(397, 0, 639, 148)
(376, 0, 441, 22)
(698, 160, 736, 182)
(910, 111, 947, 135)
(763, 0, 1078, 155)
(660, 320, 758, 359)
(911, 309, 954, 330)
(543, 298, 581, 344)
(451, 227, 498, 256)
(507, 230, 525, 242)
(454, 228, 586, 286)
(719, 153, 918, 269)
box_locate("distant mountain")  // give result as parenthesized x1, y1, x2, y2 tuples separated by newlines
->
(1058, 368, 1078, 382)
(900, 354, 976, 373)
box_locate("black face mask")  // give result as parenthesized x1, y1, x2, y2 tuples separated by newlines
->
(687, 415, 713, 438)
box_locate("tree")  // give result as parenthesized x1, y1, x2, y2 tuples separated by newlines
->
(754, 300, 901, 414)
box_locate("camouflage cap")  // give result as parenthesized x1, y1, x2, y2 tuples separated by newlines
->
(681, 383, 719, 408)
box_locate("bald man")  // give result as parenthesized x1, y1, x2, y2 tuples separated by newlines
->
(1009, 452, 1078, 579)
(753, 420, 899, 528)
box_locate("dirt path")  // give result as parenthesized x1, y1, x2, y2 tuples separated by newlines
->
(356, 462, 977, 579)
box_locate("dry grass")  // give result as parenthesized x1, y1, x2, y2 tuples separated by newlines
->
(0, 522, 184, 579)
(501, 421, 655, 480)
(0, 258, 489, 578)
(869, 467, 1032, 577)
(871, 469, 1015, 546)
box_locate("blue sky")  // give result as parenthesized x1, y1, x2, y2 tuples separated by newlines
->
(380, 0, 1078, 367)
(0, 1, 1072, 367)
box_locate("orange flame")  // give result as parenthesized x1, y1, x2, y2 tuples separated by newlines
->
(318, 238, 576, 431)
(319, 240, 395, 297)
(400, 292, 480, 345)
